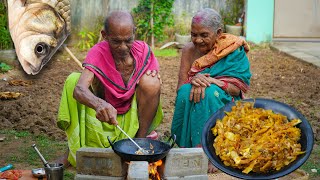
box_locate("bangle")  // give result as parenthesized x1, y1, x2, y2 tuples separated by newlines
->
(221, 81, 229, 90)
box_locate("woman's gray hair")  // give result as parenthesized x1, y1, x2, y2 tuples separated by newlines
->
(192, 8, 222, 33)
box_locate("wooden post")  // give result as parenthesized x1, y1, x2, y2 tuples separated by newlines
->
(63, 46, 83, 69)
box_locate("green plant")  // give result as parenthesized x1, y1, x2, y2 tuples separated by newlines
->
(132, 0, 175, 43)
(76, 29, 98, 51)
(174, 12, 191, 35)
(0, 62, 12, 73)
(220, 0, 244, 25)
(0, 2, 13, 50)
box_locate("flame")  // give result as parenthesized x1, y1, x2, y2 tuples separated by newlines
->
(149, 160, 162, 180)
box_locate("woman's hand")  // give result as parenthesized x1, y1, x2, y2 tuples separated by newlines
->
(189, 73, 211, 103)
(190, 73, 211, 87)
(190, 85, 206, 103)
(95, 100, 118, 125)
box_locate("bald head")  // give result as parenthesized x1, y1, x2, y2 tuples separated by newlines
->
(192, 8, 222, 33)
(104, 11, 135, 35)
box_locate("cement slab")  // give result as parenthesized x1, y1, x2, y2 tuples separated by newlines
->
(271, 42, 320, 68)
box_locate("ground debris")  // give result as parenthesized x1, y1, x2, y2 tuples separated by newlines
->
(8, 79, 32, 86)
(0, 91, 22, 100)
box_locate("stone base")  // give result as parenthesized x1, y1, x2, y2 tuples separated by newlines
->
(75, 174, 123, 180)
(76, 147, 208, 179)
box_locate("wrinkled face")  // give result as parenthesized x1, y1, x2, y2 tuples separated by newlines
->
(191, 23, 219, 54)
(104, 23, 134, 60)
(11, 4, 68, 75)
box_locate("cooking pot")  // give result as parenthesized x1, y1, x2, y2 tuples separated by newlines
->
(201, 98, 314, 180)
(108, 135, 176, 163)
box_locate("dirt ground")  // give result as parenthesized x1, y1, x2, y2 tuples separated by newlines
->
(0, 44, 319, 143)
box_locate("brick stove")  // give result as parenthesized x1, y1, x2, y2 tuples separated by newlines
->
(75, 147, 209, 180)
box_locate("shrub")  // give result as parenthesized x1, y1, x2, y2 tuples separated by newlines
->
(220, 0, 245, 25)
(76, 29, 98, 51)
(174, 12, 191, 35)
(132, 0, 175, 43)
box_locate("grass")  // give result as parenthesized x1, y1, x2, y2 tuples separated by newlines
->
(0, 130, 75, 179)
(301, 145, 320, 179)
(153, 48, 178, 57)
(249, 42, 270, 52)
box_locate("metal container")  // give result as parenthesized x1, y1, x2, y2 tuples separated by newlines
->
(107, 135, 176, 163)
(32, 168, 46, 178)
(44, 163, 64, 180)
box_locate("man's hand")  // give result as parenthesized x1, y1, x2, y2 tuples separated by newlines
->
(190, 73, 211, 87)
(190, 85, 206, 103)
(95, 100, 118, 125)
(145, 70, 162, 84)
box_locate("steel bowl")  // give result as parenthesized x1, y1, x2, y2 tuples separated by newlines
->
(201, 98, 314, 180)
(32, 168, 46, 178)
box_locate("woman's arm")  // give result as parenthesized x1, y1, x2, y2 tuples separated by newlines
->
(190, 74, 241, 96)
(177, 43, 194, 91)
(209, 77, 241, 96)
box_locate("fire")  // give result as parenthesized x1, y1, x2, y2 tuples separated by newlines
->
(149, 160, 162, 180)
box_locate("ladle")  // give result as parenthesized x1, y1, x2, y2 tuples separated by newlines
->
(116, 125, 148, 154)
(32, 144, 51, 168)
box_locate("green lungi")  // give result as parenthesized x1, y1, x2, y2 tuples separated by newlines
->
(57, 72, 163, 166)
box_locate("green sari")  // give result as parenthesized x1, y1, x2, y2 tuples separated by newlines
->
(57, 72, 163, 166)
(171, 46, 251, 147)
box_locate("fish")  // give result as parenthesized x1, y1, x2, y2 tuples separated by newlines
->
(7, 0, 71, 75)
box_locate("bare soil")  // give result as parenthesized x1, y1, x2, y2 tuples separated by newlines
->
(0, 44, 319, 143)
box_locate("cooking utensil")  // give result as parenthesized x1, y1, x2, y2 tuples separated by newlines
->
(116, 125, 148, 154)
(32, 168, 46, 178)
(108, 134, 176, 163)
(201, 98, 314, 180)
(32, 144, 51, 168)
(44, 163, 64, 180)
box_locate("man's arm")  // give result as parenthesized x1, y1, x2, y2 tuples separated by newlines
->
(73, 69, 118, 125)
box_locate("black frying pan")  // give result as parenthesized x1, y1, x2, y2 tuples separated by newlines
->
(107, 135, 176, 163)
(202, 98, 314, 180)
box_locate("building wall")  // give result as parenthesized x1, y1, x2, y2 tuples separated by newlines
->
(246, 0, 274, 44)
(273, 0, 320, 40)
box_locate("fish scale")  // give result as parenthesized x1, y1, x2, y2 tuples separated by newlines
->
(56, 0, 71, 31)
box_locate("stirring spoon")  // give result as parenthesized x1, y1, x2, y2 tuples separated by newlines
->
(116, 125, 148, 154)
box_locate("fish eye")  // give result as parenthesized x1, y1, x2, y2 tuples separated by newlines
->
(35, 43, 49, 56)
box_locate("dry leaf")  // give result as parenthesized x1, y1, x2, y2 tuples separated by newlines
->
(0, 92, 22, 100)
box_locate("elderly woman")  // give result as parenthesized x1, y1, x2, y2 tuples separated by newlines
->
(171, 8, 251, 172)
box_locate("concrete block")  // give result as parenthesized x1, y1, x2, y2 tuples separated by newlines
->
(165, 174, 208, 180)
(0, 50, 17, 65)
(164, 148, 208, 177)
(127, 161, 149, 180)
(75, 174, 123, 180)
(76, 148, 126, 177)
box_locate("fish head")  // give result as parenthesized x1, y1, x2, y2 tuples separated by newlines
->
(9, 2, 69, 75)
